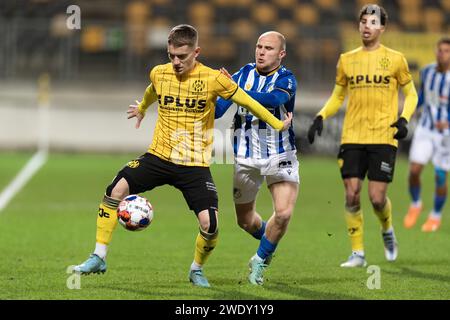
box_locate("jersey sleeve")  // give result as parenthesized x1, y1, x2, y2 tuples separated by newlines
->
(149, 66, 155, 83)
(274, 74, 297, 98)
(396, 54, 413, 86)
(335, 55, 347, 86)
(215, 71, 239, 99)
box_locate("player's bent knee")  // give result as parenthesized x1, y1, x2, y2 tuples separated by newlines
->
(274, 210, 292, 226)
(370, 197, 386, 211)
(106, 175, 130, 200)
(198, 207, 218, 234)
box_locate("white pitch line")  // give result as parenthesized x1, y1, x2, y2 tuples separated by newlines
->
(0, 150, 48, 212)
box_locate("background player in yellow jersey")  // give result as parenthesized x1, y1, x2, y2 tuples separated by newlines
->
(73, 24, 292, 287)
(307, 5, 418, 267)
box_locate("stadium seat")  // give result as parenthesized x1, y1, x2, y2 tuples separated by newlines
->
(294, 4, 320, 26)
(441, 0, 450, 12)
(273, 0, 297, 9)
(400, 7, 422, 31)
(188, 2, 215, 25)
(423, 7, 445, 32)
(230, 19, 256, 42)
(314, 0, 339, 10)
(276, 20, 299, 40)
(398, 0, 422, 9)
(251, 2, 278, 25)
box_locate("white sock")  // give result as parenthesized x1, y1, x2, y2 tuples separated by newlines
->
(412, 200, 422, 208)
(94, 243, 108, 260)
(253, 254, 264, 262)
(190, 261, 202, 271)
(430, 211, 442, 220)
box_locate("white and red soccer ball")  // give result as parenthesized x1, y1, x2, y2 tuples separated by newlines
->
(117, 195, 153, 231)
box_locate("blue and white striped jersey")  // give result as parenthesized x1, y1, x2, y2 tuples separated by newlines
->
(417, 63, 450, 134)
(216, 63, 297, 159)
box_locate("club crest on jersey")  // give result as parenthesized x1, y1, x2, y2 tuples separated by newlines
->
(379, 57, 391, 69)
(192, 80, 205, 92)
(127, 160, 140, 168)
(245, 83, 252, 90)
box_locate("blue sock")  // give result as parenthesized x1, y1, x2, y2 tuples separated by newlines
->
(433, 194, 446, 216)
(256, 235, 277, 261)
(409, 185, 421, 203)
(251, 221, 266, 240)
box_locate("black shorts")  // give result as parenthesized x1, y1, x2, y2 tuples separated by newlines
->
(115, 153, 218, 214)
(337, 144, 397, 183)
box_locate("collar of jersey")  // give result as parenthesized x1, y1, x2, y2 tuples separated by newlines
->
(255, 65, 281, 77)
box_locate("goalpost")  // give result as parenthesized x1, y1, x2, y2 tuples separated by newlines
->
(0, 73, 50, 212)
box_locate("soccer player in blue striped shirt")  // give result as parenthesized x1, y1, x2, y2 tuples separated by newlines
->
(215, 31, 298, 285)
(404, 37, 450, 232)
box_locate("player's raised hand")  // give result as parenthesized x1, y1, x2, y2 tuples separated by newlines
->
(220, 67, 233, 80)
(127, 100, 145, 129)
(282, 112, 293, 131)
(390, 117, 408, 140)
(307, 115, 323, 144)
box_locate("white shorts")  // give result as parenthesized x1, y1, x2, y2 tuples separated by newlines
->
(233, 151, 300, 204)
(409, 125, 450, 171)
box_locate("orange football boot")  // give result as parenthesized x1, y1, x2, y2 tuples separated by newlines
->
(403, 205, 422, 229)
(421, 216, 441, 232)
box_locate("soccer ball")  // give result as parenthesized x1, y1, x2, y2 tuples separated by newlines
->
(117, 195, 153, 231)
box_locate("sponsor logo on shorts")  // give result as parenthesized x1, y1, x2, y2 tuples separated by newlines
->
(127, 160, 140, 168)
(279, 160, 292, 168)
(380, 161, 392, 174)
(205, 181, 217, 192)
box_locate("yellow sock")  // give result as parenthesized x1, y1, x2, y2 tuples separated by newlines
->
(374, 197, 392, 232)
(96, 195, 120, 245)
(194, 229, 218, 267)
(344, 208, 364, 252)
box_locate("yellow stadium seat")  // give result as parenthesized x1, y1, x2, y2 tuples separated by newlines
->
(357, 0, 381, 6)
(315, 0, 339, 10)
(398, 0, 422, 9)
(400, 7, 422, 30)
(294, 4, 319, 26)
(441, 0, 450, 12)
(252, 2, 278, 25)
(272, 0, 297, 9)
(276, 20, 299, 40)
(423, 7, 445, 32)
(230, 19, 256, 42)
(188, 2, 215, 24)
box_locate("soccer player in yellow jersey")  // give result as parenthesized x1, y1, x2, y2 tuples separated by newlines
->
(307, 5, 418, 267)
(73, 24, 292, 287)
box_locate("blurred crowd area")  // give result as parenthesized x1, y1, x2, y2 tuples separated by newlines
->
(0, 0, 448, 88)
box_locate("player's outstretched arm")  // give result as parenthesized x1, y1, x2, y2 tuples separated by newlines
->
(307, 84, 346, 144)
(127, 100, 145, 129)
(127, 84, 158, 129)
(230, 87, 289, 131)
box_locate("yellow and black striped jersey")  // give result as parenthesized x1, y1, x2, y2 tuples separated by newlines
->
(147, 62, 238, 166)
(336, 44, 412, 146)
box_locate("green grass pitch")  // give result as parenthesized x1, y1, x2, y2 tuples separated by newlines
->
(0, 152, 449, 299)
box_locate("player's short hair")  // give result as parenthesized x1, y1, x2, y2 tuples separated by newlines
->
(168, 24, 198, 48)
(437, 37, 450, 46)
(359, 4, 388, 26)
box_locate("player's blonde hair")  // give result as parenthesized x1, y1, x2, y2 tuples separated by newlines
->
(168, 24, 198, 48)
